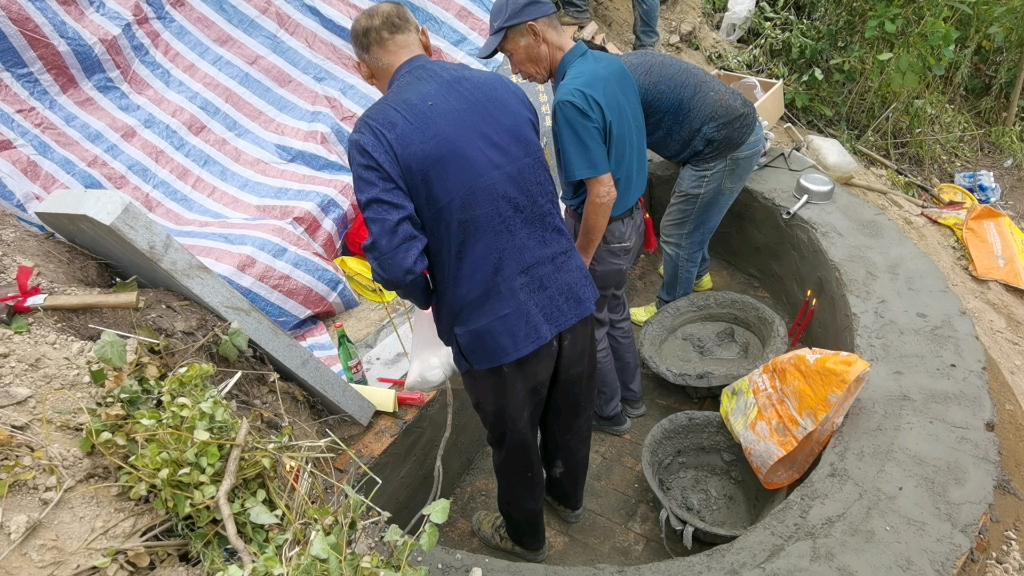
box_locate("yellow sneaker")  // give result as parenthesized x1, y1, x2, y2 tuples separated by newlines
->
(630, 303, 658, 326)
(658, 265, 664, 277)
(693, 273, 713, 292)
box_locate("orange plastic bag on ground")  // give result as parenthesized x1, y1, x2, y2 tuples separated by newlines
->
(963, 203, 1024, 290)
(720, 348, 870, 489)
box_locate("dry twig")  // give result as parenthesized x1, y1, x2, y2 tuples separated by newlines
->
(0, 481, 74, 563)
(216, 418, 253, 567)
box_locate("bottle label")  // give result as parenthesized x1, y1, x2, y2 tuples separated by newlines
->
(348, 357, 367, 385)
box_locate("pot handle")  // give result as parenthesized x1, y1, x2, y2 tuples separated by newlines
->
(782, 194, 810, 220)
(659, 508, 678, 558)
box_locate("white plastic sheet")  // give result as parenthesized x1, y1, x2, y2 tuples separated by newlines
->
(719, 0, 757, 42)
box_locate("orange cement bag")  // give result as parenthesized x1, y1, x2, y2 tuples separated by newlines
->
(720, 348, 871, 489)
(963, 203, 1024, 290)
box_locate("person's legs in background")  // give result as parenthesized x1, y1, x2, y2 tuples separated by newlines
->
(632, 0, 660, 50)
(630, 124, 764, 325)
(559, 0, 590, 25)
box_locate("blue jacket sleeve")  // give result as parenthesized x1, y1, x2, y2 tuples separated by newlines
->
(348, 127, 433, 309)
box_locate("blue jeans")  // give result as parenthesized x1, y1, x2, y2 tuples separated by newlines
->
(657, 123, 764, 307)
(561, 0, 660, 50)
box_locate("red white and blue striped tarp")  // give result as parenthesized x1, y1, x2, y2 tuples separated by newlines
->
(0, 0, 497, 373)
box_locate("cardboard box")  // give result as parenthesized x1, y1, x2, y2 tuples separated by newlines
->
(714, 70, 785, 128)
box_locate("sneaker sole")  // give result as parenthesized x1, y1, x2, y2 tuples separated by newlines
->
(472, 518, 549, 563)
(544, 495, 584, 524)
(593, 417, 632, 436)
(622, 404, 646, 418)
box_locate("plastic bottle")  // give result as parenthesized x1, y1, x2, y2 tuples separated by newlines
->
(334, 322, 368, 385)
(954, 171, 1002, 204)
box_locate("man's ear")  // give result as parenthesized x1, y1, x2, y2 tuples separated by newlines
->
(355, 60, 376, 86)
(419, 26, 433, 57)
(525, 21, 543, 44)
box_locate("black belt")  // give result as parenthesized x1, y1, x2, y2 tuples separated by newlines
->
(565, 201, 640, 223)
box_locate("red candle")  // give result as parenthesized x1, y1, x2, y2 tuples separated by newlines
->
(376, 377, 406, 386)
(397, 391, 427, 407)
(788, 290, 812, 337)
(790, 299, 816, 347)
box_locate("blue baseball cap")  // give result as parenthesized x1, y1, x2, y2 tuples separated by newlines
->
(477, 0, 557, 59)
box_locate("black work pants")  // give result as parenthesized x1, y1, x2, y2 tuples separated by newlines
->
(461, 315, 598, 551)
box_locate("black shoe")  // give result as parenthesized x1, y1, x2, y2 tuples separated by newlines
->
(545, 494, 584, 524)
(593, 411, 631, 436)
(621, 399, 647, 418)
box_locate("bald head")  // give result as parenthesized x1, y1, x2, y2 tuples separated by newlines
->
(352, 2, 421, 67)
(351, 2, 432, 93)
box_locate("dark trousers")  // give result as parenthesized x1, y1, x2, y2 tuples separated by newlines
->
(461, 315, 598, 551)
(566, 208, 645, 418)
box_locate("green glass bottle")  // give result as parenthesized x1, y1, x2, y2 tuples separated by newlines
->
(334, 322, 367, 385)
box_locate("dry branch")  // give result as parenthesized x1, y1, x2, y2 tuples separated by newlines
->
(216, 418, 253, 567)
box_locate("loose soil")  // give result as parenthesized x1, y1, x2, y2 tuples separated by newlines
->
(587, 0, 729, 69)
(0, 210, 366, 576)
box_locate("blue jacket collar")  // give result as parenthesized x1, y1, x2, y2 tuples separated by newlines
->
(553, 41, 587, 91)
(388, 54, 431, 90)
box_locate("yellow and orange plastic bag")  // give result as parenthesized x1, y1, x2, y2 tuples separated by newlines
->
(720, 348, 871, 489)
(924, 203, 1024, 290)
(962, 204, 1024, 290)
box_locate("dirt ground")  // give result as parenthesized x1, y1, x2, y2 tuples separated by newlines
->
(0, 209, 369, 576)
(587, 0, 726, 69)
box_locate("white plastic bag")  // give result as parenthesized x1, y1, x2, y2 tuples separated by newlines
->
(719, 0, 756, 42)
(405, 308, 457, 392)
(803, 135, 859, 182)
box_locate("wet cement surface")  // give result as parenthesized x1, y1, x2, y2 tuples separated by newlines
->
(649, 412, 784, 536)
(437, 252, 780, 566)
(655, 322, 764, 373)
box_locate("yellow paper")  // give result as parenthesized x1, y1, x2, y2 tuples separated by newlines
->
(351, 385, 398, 413)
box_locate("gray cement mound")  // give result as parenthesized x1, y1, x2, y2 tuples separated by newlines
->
(643, 411, 785, 543)
(638, 291, 787, 398)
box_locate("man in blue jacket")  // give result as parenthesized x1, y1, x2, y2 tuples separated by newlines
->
(348, 2, 599, 563)
(480, 0, 649, 437)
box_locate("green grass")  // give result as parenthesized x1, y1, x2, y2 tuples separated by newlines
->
(705, 0, 1024, 173)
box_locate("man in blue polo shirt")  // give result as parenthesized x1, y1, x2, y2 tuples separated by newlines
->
(348, 2, 599, 562)
(480, 0, 649, 437)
